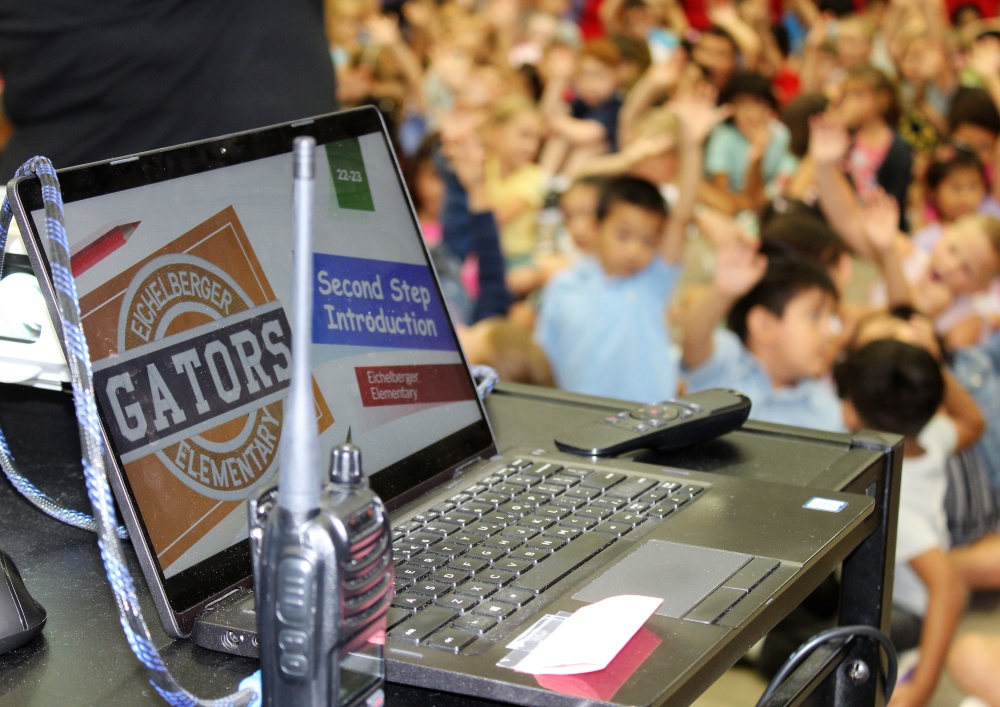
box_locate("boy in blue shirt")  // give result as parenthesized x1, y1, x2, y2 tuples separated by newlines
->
(535, 174, 681, 401)
(535, 86, 723, 402)
(680, 236, 845, 432)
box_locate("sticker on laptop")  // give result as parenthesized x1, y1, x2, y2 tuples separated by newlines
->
(803, 497, 848, 513)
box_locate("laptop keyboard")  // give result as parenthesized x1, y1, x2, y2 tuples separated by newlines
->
(387, 457, 706, 653)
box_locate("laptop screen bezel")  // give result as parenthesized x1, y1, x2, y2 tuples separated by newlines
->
(8, 106, 499, 633)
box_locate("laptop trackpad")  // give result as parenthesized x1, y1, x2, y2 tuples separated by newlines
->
(572, 540, 753, 618)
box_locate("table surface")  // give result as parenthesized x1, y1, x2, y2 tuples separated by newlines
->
(0, 382, 896, 706)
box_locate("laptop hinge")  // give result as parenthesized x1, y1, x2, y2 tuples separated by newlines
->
(453, 456, 485, 477)
(204, 586, 243, 612)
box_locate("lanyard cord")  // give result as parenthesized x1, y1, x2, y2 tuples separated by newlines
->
(1, 157, 256, 707)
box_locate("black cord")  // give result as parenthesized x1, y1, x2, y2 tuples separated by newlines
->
(755, 625, 898, 706)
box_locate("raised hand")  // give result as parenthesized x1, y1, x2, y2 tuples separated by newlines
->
(365, 14, 402, 47)
(669, 81, 731, 145)
(808, 112, 850, 165)
(860, 187, 901, 257)
(713, 233, 767, 299)
(695, 206, 754, 249)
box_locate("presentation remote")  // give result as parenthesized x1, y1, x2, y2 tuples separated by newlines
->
(554, 388, 752, 456)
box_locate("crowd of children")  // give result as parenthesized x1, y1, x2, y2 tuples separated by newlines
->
(329, 0, 1000, 702)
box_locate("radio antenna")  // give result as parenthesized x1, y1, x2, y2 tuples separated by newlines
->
(279, 136, 320, 514)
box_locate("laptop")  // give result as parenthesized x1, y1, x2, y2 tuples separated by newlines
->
(7, 107, 875, 706)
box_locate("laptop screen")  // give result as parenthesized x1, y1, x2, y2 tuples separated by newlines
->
(12, 108, 495, 612)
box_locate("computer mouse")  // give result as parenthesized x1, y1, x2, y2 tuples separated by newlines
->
(0, 549, 46, 655)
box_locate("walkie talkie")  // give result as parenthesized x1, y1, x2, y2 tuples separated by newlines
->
(248, 136, 393, 707)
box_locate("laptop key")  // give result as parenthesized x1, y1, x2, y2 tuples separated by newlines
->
(519, 491, 553, 505)
(450, 533, 486, 545)
(525, 462, 562, 478)
(478, 491, 507, 506)
(407, 531, 444, 545)
(483, 536, 523, 551)
(513, 532, 618, 593)
(508, 547, 550, 563)
(453, 614, 498, 634)
(387, 606, 411, 629)
(564, 486, 600, 500)
(604, 477, 657, 500)
(575, 507, 612, 521)
(472, 602, 517, 620)
(391, 592, 433, 611)
(498, 501, 532, 516)
(493, 483, 526, 497)
(473, 568, 517, 586)
(593, 520, 633, 536)
(438, 594, 480, 612)
(423, 521, 461, 536)
(460, 501, 494, 516)
(427, 540, 467, 557)
(465, 546, 507, 562)
(608, 511, 645, 527)
(410, 580, 452, 598)
(578, 471, 626, 490)
(395, 564, 430, 582)
(410, 554, 449, 569)
(526, 536, 565, 552)
(590, 497, 626, 511)
(492, 558, 532, 574)
(550, 496, 586, 510)
(679, 485, 705, 498)
(455, 582, 497, 599)
(535, 506, 571, 520)
(519, 515, 556, 531)
(430, 568, 471, 585)
(543, 526, 581, 541)
(450, 557, 489, 573)
(639, 489, 670, 504)
(426, 627, 477, 653)
(500, 526, 538, 541)
(534, 483, 565, 496)
(442, 511, 478, 526)
(559, 515, 598, 531)
(389, 606, 459, 644)
(493, 588, 534, 607)
(506, 474, 541, 488)
(466, 522, 502, 537)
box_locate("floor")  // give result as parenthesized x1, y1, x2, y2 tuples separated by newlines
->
(691, 592, 1000, 706)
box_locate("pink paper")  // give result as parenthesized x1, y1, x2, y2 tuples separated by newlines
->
(513, 595, 663, 675)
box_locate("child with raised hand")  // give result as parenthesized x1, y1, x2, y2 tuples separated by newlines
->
(535, 87, 726, 401)
(539, 39, 626, 177)
(809, 68, 912, 243)
(836, 340, 968, 707)
(701, 70, 797, 215)
(680, 233, 845, 431)
(480, 96, 549, 284)
(862, 180, 1000, 349)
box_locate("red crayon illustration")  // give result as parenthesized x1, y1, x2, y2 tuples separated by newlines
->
(70, 221, 140, 276)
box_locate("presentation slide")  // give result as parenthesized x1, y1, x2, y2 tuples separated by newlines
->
(36, 133, 481, 577)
